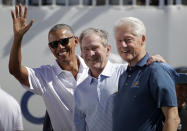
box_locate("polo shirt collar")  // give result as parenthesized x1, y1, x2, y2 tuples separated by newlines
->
(127, 53, 149, 72)
(88, 60, 113, 84)
(100, 60, 114, 77)
(53, 55, 87, 76)
(135, 52, 149, 67)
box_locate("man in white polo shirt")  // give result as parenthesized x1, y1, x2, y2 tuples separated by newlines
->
(9, 4, 88, 131)
(0, 86, 24, 131)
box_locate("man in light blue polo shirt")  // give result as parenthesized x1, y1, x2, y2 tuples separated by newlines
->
(73, 28, 167, 131)
(113, 17, 180, 131)
(74, 28, 127, 131)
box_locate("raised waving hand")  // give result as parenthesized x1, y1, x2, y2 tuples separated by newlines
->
(11, 4, 34, 38)
(9, 4, 34, 87)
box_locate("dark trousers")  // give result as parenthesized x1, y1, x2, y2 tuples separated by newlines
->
(43, 111, 54, 131)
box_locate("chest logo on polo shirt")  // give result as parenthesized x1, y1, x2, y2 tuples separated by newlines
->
(132, 81, 140, 88)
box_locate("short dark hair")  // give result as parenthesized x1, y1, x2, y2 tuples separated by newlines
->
(48, 24, 74, 38)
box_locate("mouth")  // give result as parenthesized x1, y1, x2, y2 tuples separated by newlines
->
(58, 52, 66, 56)
(58, 50, 68, 56)
(86, 57, 98, 63)
(121, 50, 130, 54)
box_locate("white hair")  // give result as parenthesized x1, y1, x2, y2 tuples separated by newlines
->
(114, 17, 146, 37)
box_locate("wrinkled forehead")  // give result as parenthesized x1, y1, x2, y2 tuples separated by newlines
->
(115, 25, 136, 39)
(82, 33, 102, 45)
(115, 24, 135, 33)
(48, 28, 73, 42)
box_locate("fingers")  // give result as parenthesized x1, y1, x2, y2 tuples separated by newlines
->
(15, 5, 18, 17)
(147, 56, 157, 65)
(14, 4, 26, 18)
(146, 58, 153, 65)
(11, 10, 15, 21)
(19, 4, 23, 17)
(146, 55, 167, 65)
(23, 5, 28, 19)
(24, 19, 34, 33)
(153, 55, 166, 63)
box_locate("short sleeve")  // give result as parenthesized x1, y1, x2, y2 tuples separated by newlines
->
(22, 66, 45, 96)
(149, 63, 178, 108)
(14, 104, 24, 130)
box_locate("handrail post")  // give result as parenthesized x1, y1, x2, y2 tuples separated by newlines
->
(119, 0, 123, 6)
(65, 0, 69, 6)
(159, 0, 164, 7)
(146, 0, 150, 6)
(52, 0, 56, 6)
(168, 0, 173, 5)
(38, 0, 42, 6)
(176, 0, 182, 5)
(79, 0, 83, 6)
(92, 0, 96, 6)
(13, 0, 16, 6)
(105, 0, 109, 6)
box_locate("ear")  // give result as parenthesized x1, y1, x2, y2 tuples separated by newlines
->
(48, 44, 53, 52)
(74, 36, 79, 46)
(141, 35, 146, 45)
(48, 44, 51, 50)
(106, 44, 111, 56)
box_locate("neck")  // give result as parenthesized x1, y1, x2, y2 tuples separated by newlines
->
(58, 56, 79, 79)
(129, 50, 146, 66)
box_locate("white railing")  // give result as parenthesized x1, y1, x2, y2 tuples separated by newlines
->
(1, 0, 183, 6)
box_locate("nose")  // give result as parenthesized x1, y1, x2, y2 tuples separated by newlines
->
(90, 50, 96, 56)
(85, 49, 95, 57)
(121, 41, 127, 47)
(57, 42, 65, 49)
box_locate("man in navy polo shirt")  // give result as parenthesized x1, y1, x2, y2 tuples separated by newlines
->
(113, 17, 180, 131)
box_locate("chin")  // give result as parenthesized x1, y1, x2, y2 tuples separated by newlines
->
(59, 58, 70, 63)
(89, 63, 99, 69)
(122, 55, 133, 61)
(121, 56, 129, 62)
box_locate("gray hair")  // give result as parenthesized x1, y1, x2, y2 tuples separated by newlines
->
(48, 24, 74, 37)
(79, 28, 109, 47)
(114, 17, 146, 37)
